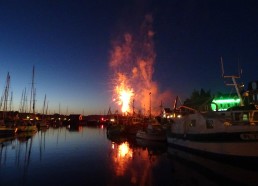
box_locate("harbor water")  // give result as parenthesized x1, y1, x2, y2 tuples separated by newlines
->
(0, 125, 257, 186)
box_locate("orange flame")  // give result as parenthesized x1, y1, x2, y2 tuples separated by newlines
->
(115, 80, 134, 113)
(109, 14, 172, 115)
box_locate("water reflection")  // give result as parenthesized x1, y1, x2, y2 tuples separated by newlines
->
(135, 138, 167, 156)
(16, 131, 36, 142)
(66, 124, 83, 132)
(111, 141, 133, 176)
(0, 132, 36, 185)
(0, 126, 257, 186)
(167, 147, 258, 186)
(107, 134, 168, 186)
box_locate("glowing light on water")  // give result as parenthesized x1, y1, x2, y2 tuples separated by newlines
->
(118, 142, 132, 158)
(111, 141, 133, 176)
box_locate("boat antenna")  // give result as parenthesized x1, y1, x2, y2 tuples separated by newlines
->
(29, 66, 35, 115)
(238, 57, 242, 77)
(220, 56, 225, 77)
(220, 57, 244, 106)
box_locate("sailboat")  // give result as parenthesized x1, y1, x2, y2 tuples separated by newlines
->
(135, 92, 167, 141)
(37, 94, 49, 129)
(17, 66, 38, 133)
(0, 72, 18, 136)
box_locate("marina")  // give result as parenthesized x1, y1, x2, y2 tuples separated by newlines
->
(0, 62, 258, 185)
(1, 1, 258, 185)
(0, 125, 257, 186)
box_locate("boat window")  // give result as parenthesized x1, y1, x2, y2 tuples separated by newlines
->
(242, 113, 249, 121)
(206, 119, 214, 129)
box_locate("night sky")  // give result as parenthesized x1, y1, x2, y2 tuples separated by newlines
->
(0, 0, 257, 115)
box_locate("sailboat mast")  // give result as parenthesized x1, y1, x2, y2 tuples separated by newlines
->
(23, 88, 27, 113)
(59, 103, 61, 115)
(4, 73, 10, 111)
(9, 92, 13, 111)
(22, 88, 27, 113)
(42, 94, 46, 115)
(29, 66, 35, 114)
(3, 72, 10, 118)
(33, 88, 36, 115)
(46, 101, 49, 115)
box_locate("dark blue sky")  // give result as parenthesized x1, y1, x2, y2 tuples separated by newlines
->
(0, 0, 257, 115)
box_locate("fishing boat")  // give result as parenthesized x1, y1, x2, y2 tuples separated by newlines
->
(136, 118, 166, 141)
(167, 62, 258, 165)
(167, 105, 258, 160)
(124, 116, 144, 135)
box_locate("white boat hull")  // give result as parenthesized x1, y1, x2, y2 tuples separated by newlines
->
(167, 136, 258, 157)
(167, 110, 258, 158)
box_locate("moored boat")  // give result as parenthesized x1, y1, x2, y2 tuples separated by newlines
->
(106, 124, 125, 136)
(124, 116, 144, 135)
(0, 72, 18, 137)
(36, 119, 49, 130)
(16, 120, 38, 133)
(0, 124, 17, 137)
(136, 118, 166, 141)
(167, 65, 258, 164)
(167, 106, 258, 159)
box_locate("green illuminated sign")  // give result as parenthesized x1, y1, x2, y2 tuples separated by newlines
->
(211, 97, 240, 111)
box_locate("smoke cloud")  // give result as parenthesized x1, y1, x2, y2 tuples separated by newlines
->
(109, 14, 172, 115)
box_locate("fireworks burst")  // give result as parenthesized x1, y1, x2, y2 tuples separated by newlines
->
(109, 14, 171, 115)
(114, 73, 134, 113)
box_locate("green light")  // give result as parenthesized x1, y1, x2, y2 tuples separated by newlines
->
(213, 98, 240, 104)
(211, 97, 241, 111)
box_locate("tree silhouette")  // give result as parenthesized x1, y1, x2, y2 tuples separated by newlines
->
(184, 89, 212, 111)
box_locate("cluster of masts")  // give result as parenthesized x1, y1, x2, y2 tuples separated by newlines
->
(0, 66, 49, 119)
(0, 72, 11, 117)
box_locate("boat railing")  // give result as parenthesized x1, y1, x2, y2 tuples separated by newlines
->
(216, 110, 258, 126)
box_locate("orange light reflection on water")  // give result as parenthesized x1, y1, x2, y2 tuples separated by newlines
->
(110, 140, 156, 185)
(111, 141, 133, 176)
(118, 142, 133, 158)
